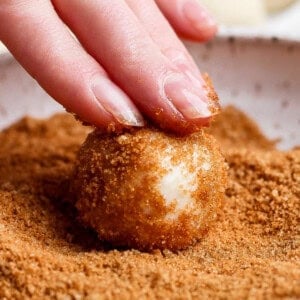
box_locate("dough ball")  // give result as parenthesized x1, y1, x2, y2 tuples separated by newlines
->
(72, 127, 227, 251)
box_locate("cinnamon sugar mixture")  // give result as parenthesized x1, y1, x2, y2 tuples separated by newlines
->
(0, 106, 299, 299)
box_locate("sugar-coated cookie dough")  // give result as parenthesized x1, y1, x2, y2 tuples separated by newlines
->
(72, 127, 227, 251)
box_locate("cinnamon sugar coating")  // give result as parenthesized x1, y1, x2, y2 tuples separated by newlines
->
(72, 127, 227, 250)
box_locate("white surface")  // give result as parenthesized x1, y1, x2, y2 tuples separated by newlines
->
(0, 37, 300, 150)
(0, 56, 63, 128)
(186, 37, 300, 149)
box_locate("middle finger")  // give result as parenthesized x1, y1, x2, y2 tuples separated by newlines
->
(53, 0, 213, 132)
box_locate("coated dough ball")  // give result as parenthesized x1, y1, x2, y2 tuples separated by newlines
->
(72, 127, 227, 251)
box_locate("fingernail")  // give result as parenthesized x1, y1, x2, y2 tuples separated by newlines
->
(163, 73, 212, 119)
(92, 78, 144, 127)
(182, 1, 217, 32)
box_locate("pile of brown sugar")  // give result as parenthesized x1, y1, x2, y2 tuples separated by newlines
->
(0, 106, 299, 299)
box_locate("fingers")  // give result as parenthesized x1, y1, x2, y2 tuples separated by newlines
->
(125, 0, 209, 103)
(0, 0, 218, 134)
(126, 0, 218, 128)
(53, 0, 215, 133)
(155, 0, 217, 41)
(0, 1, 143, 130)
(126, 0, 216, 77)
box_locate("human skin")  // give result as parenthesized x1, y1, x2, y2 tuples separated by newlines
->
(0, 0, 217, 133)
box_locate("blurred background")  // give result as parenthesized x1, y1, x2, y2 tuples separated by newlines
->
(201, 0, 300, 39)
(0, 0, 299, 56)
(202, 0, 298, 25)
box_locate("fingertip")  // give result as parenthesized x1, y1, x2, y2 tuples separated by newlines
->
(181, 0, 218, 41)
(156, 0, 218, 42)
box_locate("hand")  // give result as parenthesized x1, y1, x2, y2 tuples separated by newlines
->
(0, 0, 217, 133)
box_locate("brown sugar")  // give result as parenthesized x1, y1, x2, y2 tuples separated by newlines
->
(0, 107, 299, 299)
